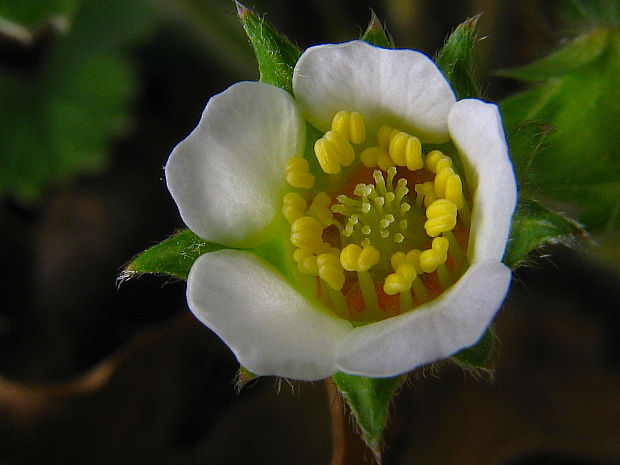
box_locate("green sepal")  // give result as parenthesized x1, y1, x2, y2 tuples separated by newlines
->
(234, 366, 259, 393)
(435, 15, 481, 100)
(122, 229, 225, 280)
(503, 199, 587, 269)
(451, 327, 497, 370)
(235, 1, 301, 94)
(331, 372, 405, 456)
(499, 28, 620, 232)
(361, 10, 394, 49)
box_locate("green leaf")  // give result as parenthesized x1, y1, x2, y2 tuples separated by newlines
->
(123, 229, 225, 280)
(506, 120, 555, 187)
(435, 15, 481, 100)
(500, 28, 620, 232)
(503, 199, 586, 269)
(0, 0, 80, 29)
(361, 10, 393, 49)
(331, 372, 404, 455)
(235, 1, 301, 94)
(0, 0, 160, 202)
(451, 327, 496, 369)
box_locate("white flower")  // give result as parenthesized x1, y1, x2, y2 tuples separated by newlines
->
(165, 41, 517, 380)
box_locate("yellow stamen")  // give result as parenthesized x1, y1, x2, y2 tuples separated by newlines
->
(340, 244, 380, 272)
(434, 166, 455, 198)
(314, 130, 355, 174)
(286, 156, 315, 189)
(293, 248, 319, 275)
(317, 253, 345, 291)
(308, 192, 333, 226)
(419, 237, 449, 273)
(388, 132, 423, 170)
(383, 263, 417, 295)
(424, 199, 457, 237)
(425, 150, 452, 174)
(290, 216, 324, 250)
(415, 182, 437, 208)
(359, 146, 385, 168)
(331, 111, 366, 145)
(377, 125, 399, 149)
(282, 192, 306, 224)
(444, 173, 464, 209)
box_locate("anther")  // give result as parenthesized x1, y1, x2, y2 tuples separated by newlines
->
(340, 244, 380, 272)
(286, 156, 315, 189)
(383, 263, 418, 295)
(331, 111, 366, 145)
(388, 132, 423, 170)
(314, 130, 355, 174)
(308, 192, 333, 226)
(293, 248, 319, 275)
(419, 237, 449, 273)
(377, 126, 399, 149)
(425, 150, 452, 174)
(444, 174, 464, 209)
(317, 253, 345, 291)
(290, 216, 324, 250)
(424, 199, 457, 237)
(282, 192, 306, 224)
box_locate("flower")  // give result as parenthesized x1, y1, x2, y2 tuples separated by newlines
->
(165, 40, 517, 380)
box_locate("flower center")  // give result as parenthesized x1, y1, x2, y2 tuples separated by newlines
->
(282, 111, 471, 323)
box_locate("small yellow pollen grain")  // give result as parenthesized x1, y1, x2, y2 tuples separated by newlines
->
(314, 130, 355, 174)
(419, 237, 449, 273)
(309, 192, 333, 226)
(425, 150, 452, 174)
(331, 111, 366, 145)
(340, 244, 380, 272)
(290, 216, 324, 251)
(286, 156, 314, 189)
(424, 199, 458, 237)
(282, 192, 307, 224)
(317, 253, 345, 291)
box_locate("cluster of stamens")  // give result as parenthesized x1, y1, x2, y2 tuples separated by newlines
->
(282, 110, 471, 322)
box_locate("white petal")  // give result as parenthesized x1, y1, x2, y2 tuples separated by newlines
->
(293, 40, 456, 143)
(448, 99, 518, 263)
(336, 262, 511, 377)
(165, 82, 305, 248)
(187, 250, 353, 380)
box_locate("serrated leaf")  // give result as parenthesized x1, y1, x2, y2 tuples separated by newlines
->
(435, 15, 481, 100)
(451, 327, 496, 369)
(500, 28, 620, 232)
(235, 1, 301, 93)
(124, 229, 225, 280)
(331, 372, 404, 455)
(504, 199, 586, 269)
(0, 0, 160, 202)
(361, 10, 393, 49)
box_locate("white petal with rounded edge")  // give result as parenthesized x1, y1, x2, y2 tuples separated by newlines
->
(293, 40, 456, 143)
(187, 250, 353, 381)
(165, 82, 305, 248)
(335, 262, 511, 377)
(448, 99, 517, 264)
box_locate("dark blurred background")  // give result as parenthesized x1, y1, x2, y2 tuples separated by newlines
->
(0, 0, 618, 464)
